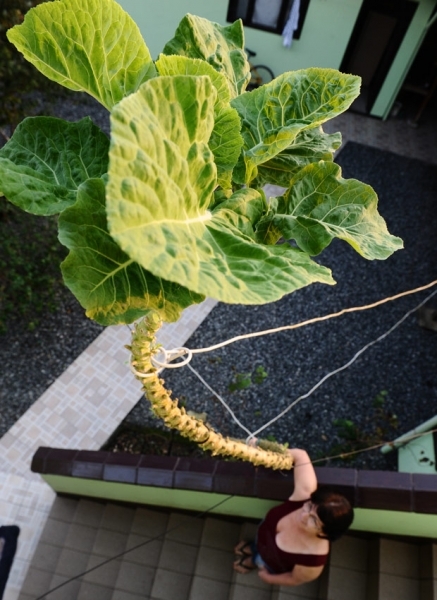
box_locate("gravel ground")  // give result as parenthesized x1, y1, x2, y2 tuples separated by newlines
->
(0, 91, 107, 437)
(126, 143, 437, 471)
(1, 91, 436, 471)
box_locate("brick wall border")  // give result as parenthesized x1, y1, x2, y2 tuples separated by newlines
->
(31, 447, 437, 514)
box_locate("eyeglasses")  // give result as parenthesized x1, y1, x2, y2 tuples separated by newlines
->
(303, 501, 323, 531)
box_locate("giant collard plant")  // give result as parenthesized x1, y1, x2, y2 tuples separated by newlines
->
(1, 0, 403, 468)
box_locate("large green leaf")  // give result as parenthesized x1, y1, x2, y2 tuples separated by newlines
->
(254, 127, 342, 188)
(156, 54, 243, 190)
(156, 54, 232, 106)
(231, 68, 360, 184)
(0, 116, 109, 215)
(256, 161, 404, 259)
(107, 75, 334, 304)
(211, 187, 266, 239)
(162, 14, 250, 98)
(59, 178, 205, 325)
(7, 0, 156, 110)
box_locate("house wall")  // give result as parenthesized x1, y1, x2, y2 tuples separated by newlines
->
(118, 0, 361, 71)
(118, 0, 437, 119)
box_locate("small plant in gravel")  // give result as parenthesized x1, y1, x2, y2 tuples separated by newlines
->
(0, 0, 403, 468)
(228, 365, 268, 392)
(326, 390, 399, 462)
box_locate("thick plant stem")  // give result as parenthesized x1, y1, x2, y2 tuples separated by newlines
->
(126, 313, 293, 470)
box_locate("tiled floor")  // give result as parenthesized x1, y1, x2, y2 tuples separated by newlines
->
(0, 299, 217, 600)
(1, 95, 436, 599)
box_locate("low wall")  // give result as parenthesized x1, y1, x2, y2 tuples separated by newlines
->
(31, 447, 437, 538)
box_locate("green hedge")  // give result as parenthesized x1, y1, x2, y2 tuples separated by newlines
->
(0, 1, 48, 128)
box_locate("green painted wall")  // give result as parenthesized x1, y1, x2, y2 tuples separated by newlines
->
(118, 0, 362, 71)
(42, 474, 437, 539)
(118, 0, 436, 119)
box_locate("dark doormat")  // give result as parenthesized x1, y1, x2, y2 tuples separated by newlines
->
(0, 526, 20, 600)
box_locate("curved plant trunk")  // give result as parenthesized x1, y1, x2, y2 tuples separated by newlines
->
(127, 313, 293, 470)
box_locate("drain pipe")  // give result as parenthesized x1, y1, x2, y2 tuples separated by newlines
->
(381, 415, 437, 453)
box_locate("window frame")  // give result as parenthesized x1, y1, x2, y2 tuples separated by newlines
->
(226, 0, 311, 39)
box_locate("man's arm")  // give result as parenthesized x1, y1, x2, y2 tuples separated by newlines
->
(258, 563, 324, 587)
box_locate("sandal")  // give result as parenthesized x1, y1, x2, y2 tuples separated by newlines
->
(233, 553, 256, 574)
(234, 540, 253, 557)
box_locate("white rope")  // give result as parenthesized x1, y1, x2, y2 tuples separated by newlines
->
(133, 281, 437, 442)
(245, 286, 437, 443)
(141, 281, 437, 369)
(186, 363, 253, 437)
(190, 280, 437, 356)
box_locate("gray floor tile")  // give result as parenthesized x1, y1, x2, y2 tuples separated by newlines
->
(158, 539, 199, 575)
(100, 504, 135, 533)
(73, 498, 106, 527)
(234, 568, 272, 591)
(30, 541, 61, 572)
(92, 528, 129, 558)
(131, 507, 169, 538)
(201, 517, 241, 551)
(49, 497, 79, 523)
(189, 575, 231, 600)
(47, 575, 82, 600)
(111, 591, 146, 600)
(115, 561, 155, 595)
(229, 582, 272, 600)
(39, 517, 71, 547)
(83, 555, 122, 588)
(151, 568, 192, 600)
(64, 521, 99, 553)
(123, 533, 163, 567)
(195, 546, 235, 581)
(165, 512, 204, 546)
(274, 578, 319, 598)
(78, 581, 114, 600)
(56, 546, 90, 578)
(20, 567, 53, 596)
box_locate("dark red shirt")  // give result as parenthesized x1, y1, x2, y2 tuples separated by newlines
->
(257, 499, 329, 574)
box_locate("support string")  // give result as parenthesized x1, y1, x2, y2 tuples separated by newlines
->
(189, 279, 437, 356)
(152, 282, 437, 442)
(245, 286, 437, 442)
(186, 363, 253, 437)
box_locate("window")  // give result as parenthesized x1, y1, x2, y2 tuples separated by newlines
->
(227, 0, 311, 39)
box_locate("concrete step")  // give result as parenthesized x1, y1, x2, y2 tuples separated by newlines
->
(147, 510, 203, 599)
(187, 515, 241, 600)
(109, 504, 169, 599)
(322, 534, 369, 600)
(419, 543, 437, 600)
(367, 537, 420, 600)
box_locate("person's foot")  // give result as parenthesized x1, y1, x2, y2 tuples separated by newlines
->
(234, 540, 253, 557)
(233, 553, 256, 573)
